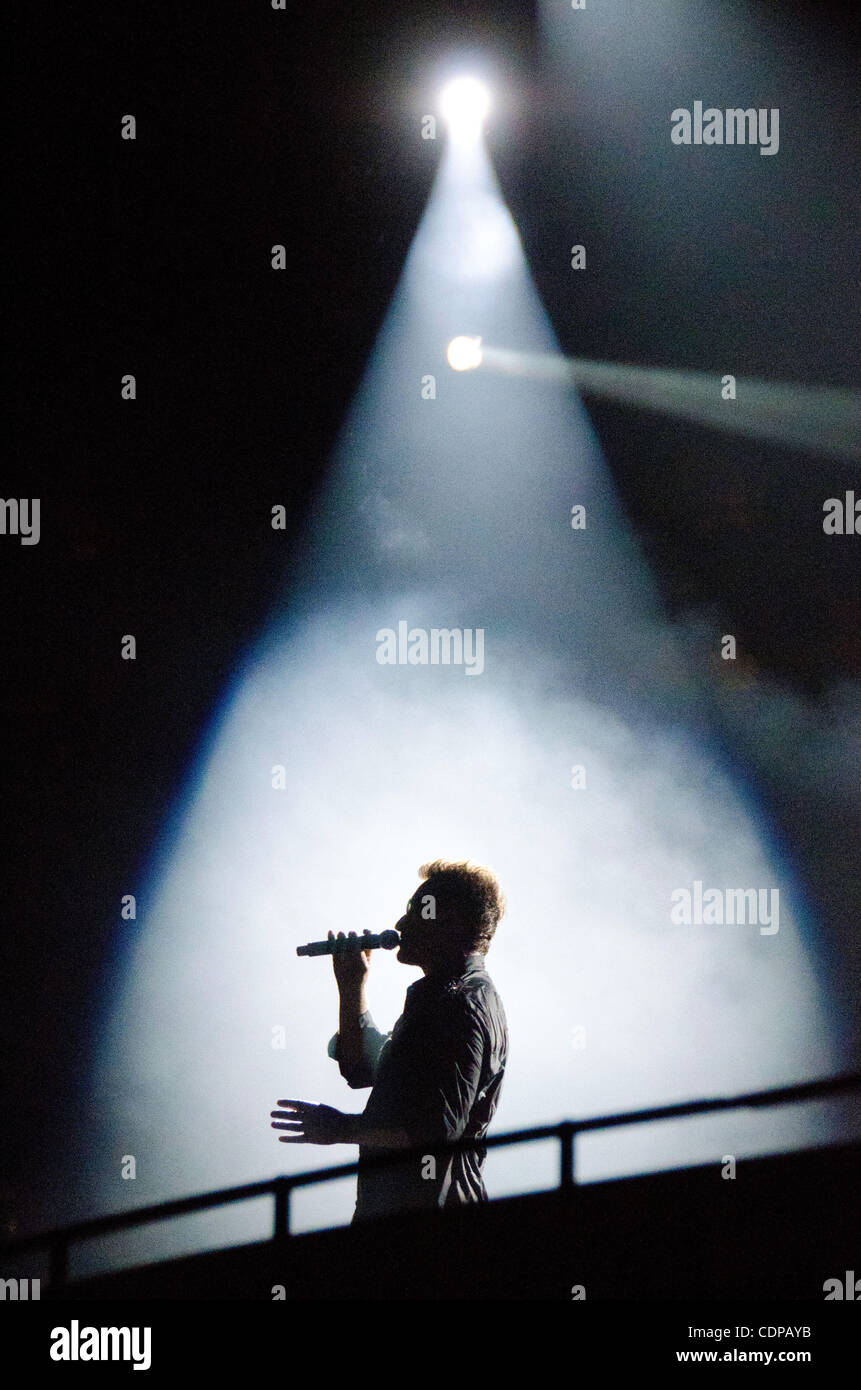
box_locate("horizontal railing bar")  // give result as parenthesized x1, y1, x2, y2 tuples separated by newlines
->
(558, 1071, 861, 1134)
(3, 1177, 281, 1252)
(4, 1070, 858, 1257)
(1, 1127, 567, 1254)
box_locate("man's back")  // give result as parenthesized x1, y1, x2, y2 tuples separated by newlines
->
(329, 952, 508, 1220)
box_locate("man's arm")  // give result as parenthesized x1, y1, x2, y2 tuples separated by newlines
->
(342, 996, 487, 1148)
(274, 999, 486, 1150)
(271, 1099, 414, 1147)
(400, 995, 486, 1147)
(344, 995, 486, 1147)
(328, 930, 389, 1087)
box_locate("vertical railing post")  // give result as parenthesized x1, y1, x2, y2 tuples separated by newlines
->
(273, 1178, 290, 1241)
(559, 1123, 576, 1191)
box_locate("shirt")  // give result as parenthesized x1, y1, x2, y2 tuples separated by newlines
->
(327, 951, 508, 1221)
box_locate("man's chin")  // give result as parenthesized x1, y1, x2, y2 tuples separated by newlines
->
(396, 946, 414, 965)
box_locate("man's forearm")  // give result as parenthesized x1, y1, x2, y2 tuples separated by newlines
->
(337, 982, 368, 1075)
(338, 1112, 415, 1149)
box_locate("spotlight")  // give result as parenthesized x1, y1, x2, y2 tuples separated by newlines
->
(446, 336, 483, 371)
(440, 77, 491, 142)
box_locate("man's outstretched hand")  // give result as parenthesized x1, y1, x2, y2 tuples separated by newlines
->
(270, 1099, 353, 1145)
(271, 1100, 415, 1152)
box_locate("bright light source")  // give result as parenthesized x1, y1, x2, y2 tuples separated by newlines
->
(440, 77, 491, 142)
(447, 336, 483, 371)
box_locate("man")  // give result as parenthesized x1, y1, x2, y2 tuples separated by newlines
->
(271, 859, 508, 1221)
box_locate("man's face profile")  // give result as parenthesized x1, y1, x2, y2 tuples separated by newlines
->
(395, 881, 441, 967)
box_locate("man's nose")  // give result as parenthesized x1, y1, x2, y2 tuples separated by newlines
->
(395, 914, 408, 932)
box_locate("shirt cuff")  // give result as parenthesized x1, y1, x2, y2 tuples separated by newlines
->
(327, 1011, 376, 1060)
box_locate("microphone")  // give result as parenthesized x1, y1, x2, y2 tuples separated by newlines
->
(296, 929, 401, 958)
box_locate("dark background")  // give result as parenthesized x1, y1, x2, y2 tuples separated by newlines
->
(5, 0, 859, 1237)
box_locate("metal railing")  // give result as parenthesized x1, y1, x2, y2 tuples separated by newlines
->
(4, 1071, 859, 1291)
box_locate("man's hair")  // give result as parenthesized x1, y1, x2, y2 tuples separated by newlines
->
(417, 859, 505, 955)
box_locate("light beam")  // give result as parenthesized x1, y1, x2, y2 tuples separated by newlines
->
(449, 343, 861, 461)
(440, 77, 491, 144)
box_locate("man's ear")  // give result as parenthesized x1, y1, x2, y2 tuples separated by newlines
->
(446, 915, 472, 947)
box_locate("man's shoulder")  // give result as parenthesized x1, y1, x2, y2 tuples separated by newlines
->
(451, 965, 505, 1021)
(445, 970, 508, 1068)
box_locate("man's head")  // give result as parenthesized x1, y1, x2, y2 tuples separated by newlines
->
(396, 859, 505, 973)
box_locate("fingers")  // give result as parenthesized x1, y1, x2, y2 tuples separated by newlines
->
(271, 1099, 318, 1124)
(270, 1099, 331, 1144)
(271, 1105, 308, 1136)
(272, 1101, 313, 1120)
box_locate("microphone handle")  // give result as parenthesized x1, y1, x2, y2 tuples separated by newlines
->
(296, 930, 401, 957)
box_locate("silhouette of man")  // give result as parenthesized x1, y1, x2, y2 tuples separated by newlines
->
(271, 859, 508, 1221)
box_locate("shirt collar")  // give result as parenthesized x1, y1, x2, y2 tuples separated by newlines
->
(407, 951, 486, 996)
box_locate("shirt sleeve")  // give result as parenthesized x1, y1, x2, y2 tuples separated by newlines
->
(401, 995, 486, 1145)
(327, 1010, 391, 1089)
